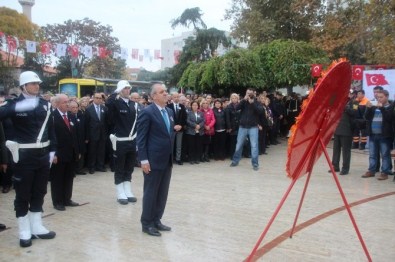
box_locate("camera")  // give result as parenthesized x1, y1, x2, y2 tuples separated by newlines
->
(248, 93, 255, 99)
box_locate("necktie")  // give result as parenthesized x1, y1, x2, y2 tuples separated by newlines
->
(63, 114, 70, 129)
(96, 106, 101, 120)
(161, 109, 170, 134)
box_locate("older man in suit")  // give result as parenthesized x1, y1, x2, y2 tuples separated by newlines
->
(50, 94, 80, 211)
(137, 83, 176, 237)
(167, 92, 187, 165)
(85, 92, 108, 174)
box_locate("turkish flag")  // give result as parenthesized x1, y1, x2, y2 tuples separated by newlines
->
(68, 45, 79, 58)
(174, 50, 181, 64)
(365, 73, 389, 86)
(40, 42, 52, 55)
(6, 36, 17, 52)
(352, 65, 364, 81)
(98, 46, 109, 58)
(154, 49, 160, 59)
(373, 65, 387, 70)
(311, 64, 322, 77)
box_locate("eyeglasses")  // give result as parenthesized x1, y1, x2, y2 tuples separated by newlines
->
(94, 97, 102, 99)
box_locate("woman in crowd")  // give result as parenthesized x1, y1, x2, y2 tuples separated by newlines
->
(258, 95, 270, 155)
(264, 97, 274, 149)
(225, 93, 240, 158)
(185, 101, 205, 164)
(212, 99, 227, 160)
(200, 99, 216, 162)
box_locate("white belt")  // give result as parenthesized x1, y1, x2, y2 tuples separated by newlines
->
(18, 141, 50, 149)
(116, 137, 132, 141)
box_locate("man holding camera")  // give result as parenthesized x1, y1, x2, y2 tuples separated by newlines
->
(230, 88, 264, 171)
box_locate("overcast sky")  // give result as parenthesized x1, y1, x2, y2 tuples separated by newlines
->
(2, 0, 234, 71)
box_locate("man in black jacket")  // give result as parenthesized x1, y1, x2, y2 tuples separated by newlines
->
(50, 94, 80, 211)
(167, 92, 187, 165)
(230, 88, 264, 171)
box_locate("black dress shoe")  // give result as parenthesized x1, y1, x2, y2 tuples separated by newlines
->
(96, 168, 107, 172)
(65, 200, 79, 207)
(54, 204, 66, 211)
(0, 223, 6, 230)
(142, 227, 161, 236)
(89, 169, 95, 174)
(117, 199, 128, 205)
(76, 171, 86, 175)
(20, 238, 32, 247)
(340, 171, 349, 175)
(127, 197, 137, 203)
(2, 186, 10, 193)
(176, 160, 183, 165)
(155, 222, 171, 231)
(31, 231, 56, 239)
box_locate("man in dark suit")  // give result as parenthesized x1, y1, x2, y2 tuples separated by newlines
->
(50, 94, 80, 211)
(137, 83, 176, 237)
(167, 92, 187, 165)
(85, 92, 108, 174)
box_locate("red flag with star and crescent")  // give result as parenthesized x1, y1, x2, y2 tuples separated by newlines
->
(40, 42, 52, 55)
(311, 64, 322, 78)
(352, 65, 364, 81)
(365, 73, 389, 86)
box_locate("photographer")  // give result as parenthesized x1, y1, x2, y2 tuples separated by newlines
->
(230, 88, 264, 171)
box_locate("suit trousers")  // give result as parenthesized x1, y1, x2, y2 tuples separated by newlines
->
(50, 161, 76, 205)
(141, 165, 172, 229)
(87, 139, 106, 170)
(332, 134, 352, 172)
(13, 149, 49, 217)
(174, 131, 183, 161)
(113, 142, 136, 185)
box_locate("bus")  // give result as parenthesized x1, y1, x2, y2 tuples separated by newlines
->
(59, 78, 161, 98)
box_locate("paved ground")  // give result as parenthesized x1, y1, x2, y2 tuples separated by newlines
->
(0, 138, 394, 261)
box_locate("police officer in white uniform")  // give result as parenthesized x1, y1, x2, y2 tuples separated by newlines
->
(0, 71, 56, 247)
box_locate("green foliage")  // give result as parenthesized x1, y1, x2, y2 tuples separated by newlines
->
(255, 40, 328, 88)
(0, 7, 39, 40)
(170, 7, 207, 30)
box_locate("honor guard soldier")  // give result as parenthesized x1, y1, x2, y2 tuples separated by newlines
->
(107, 80, 138, 205)
(0, 71, 56, 247)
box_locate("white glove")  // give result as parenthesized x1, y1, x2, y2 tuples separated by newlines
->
(15, 98, 39, 112)
(49, 151, 55, 164)
(15, 97, 39, 112)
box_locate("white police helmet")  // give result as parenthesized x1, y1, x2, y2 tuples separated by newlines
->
(115, 80, 131, 93)
(19, 71, 42, 86)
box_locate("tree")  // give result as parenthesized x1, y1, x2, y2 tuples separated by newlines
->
(41, 18, 123, 78)
(171, 7, 207, 30)
(255, 40, 328, 91)
(225, 0, 324, 45)
(0, 7, 39, 91)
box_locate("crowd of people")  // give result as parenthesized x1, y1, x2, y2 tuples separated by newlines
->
(0, 70, 394, 246)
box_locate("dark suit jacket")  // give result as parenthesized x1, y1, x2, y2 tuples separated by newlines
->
(137, 104, 175, 170)
(85, 104, 108, 141)
(52, 110, 79, 163)
(166, 103, 187, 130)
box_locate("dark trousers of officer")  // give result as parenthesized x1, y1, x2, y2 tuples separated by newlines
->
(87, 139, 106, 170)
(50, 161, 76, 206)
(332, 135, 352, 173)
(113, 142, 136, 185)
(141, 162, 172, 229)
(13, 148, 49, 217)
